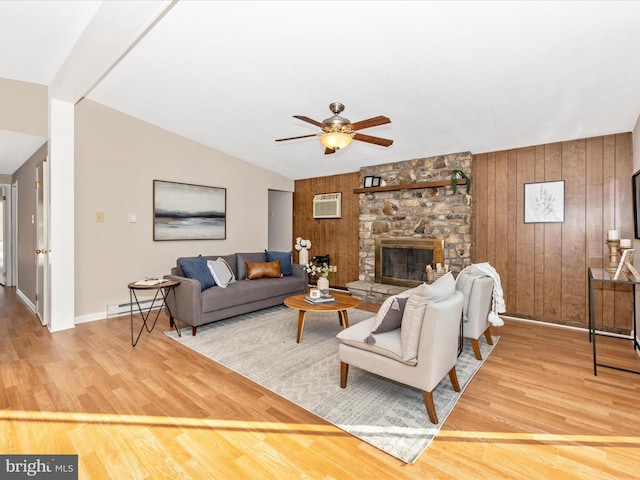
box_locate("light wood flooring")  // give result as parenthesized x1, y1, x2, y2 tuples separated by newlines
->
(1, 286, 640, 479)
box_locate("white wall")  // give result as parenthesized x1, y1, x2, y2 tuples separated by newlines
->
(0, 78, 48, 137)
(74, 99, 294, 320)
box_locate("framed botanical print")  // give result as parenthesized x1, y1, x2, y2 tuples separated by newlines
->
(523, 180, 565, 223)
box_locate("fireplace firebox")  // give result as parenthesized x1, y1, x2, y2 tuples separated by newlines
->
(375, 238, 444, 287)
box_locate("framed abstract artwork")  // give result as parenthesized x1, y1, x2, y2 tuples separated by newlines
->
(153, 180, 226, 240)
(523, 180, 565, 224)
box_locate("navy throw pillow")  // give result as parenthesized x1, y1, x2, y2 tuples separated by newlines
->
(265, 250, 293, 276)
(178, 255, 215, 291)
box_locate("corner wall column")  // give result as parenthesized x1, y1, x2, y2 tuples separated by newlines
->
(48, 98, 75, 332)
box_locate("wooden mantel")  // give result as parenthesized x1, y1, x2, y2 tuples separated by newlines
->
(353, 179, 467, 194)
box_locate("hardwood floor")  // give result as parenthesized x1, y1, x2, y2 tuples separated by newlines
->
(1, 286, 640, 479)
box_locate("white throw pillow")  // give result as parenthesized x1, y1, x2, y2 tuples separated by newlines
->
(400, 272, 455, 361)
(207, 258, 236, 288)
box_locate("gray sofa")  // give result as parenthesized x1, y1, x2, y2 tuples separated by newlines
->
(164, 251, 307, 335)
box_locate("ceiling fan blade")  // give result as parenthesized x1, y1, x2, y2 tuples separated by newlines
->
(275, 134, 318, 142)
(324, 147, 336, 155)
(353, 133, 394, 147)
(349, 115, 391, 131)
(293, 115, 324, 128)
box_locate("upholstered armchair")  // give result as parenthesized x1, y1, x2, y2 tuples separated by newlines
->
(337, 290, 464, 424)
(456, 273, 495, 360)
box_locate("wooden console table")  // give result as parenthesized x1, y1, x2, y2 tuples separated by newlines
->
(588, 267, 640, 375)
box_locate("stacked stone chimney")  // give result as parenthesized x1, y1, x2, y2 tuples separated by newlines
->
(357, 152, 472, 285)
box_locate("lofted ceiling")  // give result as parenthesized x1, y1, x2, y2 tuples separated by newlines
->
(2, 1, 640, 179)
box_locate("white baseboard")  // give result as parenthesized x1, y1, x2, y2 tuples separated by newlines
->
(501, 315, 584, 330)
(107, 298, 164, 317)
(13, 290, 165, 327)
(504, 314, 639, 356)
(75, 298, 165, 325)
(75, 312, 110, 324)
(502, 314, 632, 337)
(16, 288, 36, 313)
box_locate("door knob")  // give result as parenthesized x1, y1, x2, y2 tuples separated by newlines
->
(35, 249, 49, 254)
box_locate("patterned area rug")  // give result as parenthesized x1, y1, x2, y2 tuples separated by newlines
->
(165, 305, 497, 463)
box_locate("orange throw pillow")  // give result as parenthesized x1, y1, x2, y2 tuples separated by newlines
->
(245, 260, 282, 279)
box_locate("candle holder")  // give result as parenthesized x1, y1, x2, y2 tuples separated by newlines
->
(618, 245, 634, 279)
(606, 239, 620, 276)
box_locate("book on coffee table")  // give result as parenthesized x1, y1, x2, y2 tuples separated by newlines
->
(305, 295, 336, 304)
(134, 278, 168, 286)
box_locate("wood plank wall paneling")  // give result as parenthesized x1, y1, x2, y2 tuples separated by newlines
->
(543, 143, 563, 319)
(614, 134, 634, 331)
(516, 147, 535, 315)
(494, 151, 509, 287)
(561, 140, 587, 323)
(506, 149, 519, 312)
(293, 173, 360, 288)
(473, 152, 488, 261)
(472, 152, 488, 260)
(533, 145, 545, 317)
(473, 133, 634, 333)
(586, 137, 605, 330)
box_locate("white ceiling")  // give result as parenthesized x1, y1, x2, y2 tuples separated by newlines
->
(2, 1, 640, 179)
(0, 0, 101, 174)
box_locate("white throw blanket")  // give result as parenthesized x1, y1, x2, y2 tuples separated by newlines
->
(457, 263, 506, 326)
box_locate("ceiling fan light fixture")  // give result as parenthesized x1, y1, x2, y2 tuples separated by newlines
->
(320, 132, 353, 150)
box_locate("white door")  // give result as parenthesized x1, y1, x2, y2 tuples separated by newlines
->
(36, 159, 50, 326)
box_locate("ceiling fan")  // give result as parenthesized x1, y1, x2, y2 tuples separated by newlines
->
(275, 102, 393, 155)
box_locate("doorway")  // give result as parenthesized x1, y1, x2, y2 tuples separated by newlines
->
(35, 159, 49, 326)
(0, 183, 14, 287)
(268, 190, 293, 251)
(0, 186, 4, 286)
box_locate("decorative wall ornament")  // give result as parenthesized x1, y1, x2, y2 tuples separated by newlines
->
(523, 180, 565, 223)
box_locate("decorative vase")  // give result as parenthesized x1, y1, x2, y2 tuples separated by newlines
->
(299, 247, 309, 265)
(317, 276, 329, 293)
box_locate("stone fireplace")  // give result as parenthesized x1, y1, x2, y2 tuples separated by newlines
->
(375, 237, 444, 288)
(347, 152, 472, 304)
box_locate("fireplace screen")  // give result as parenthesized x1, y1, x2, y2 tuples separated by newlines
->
(375, 238, 444, 287)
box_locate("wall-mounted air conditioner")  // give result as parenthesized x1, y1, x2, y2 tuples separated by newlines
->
(313, 193, 342, 219)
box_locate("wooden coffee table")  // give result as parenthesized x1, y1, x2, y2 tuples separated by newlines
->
(284, 292, 360, 343)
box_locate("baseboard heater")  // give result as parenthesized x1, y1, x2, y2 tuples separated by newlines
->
(107, 298, 165, 317)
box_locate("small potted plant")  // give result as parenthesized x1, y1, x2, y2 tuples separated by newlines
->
(451, 169, 471, 194)
(305, 262, 330, 293)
